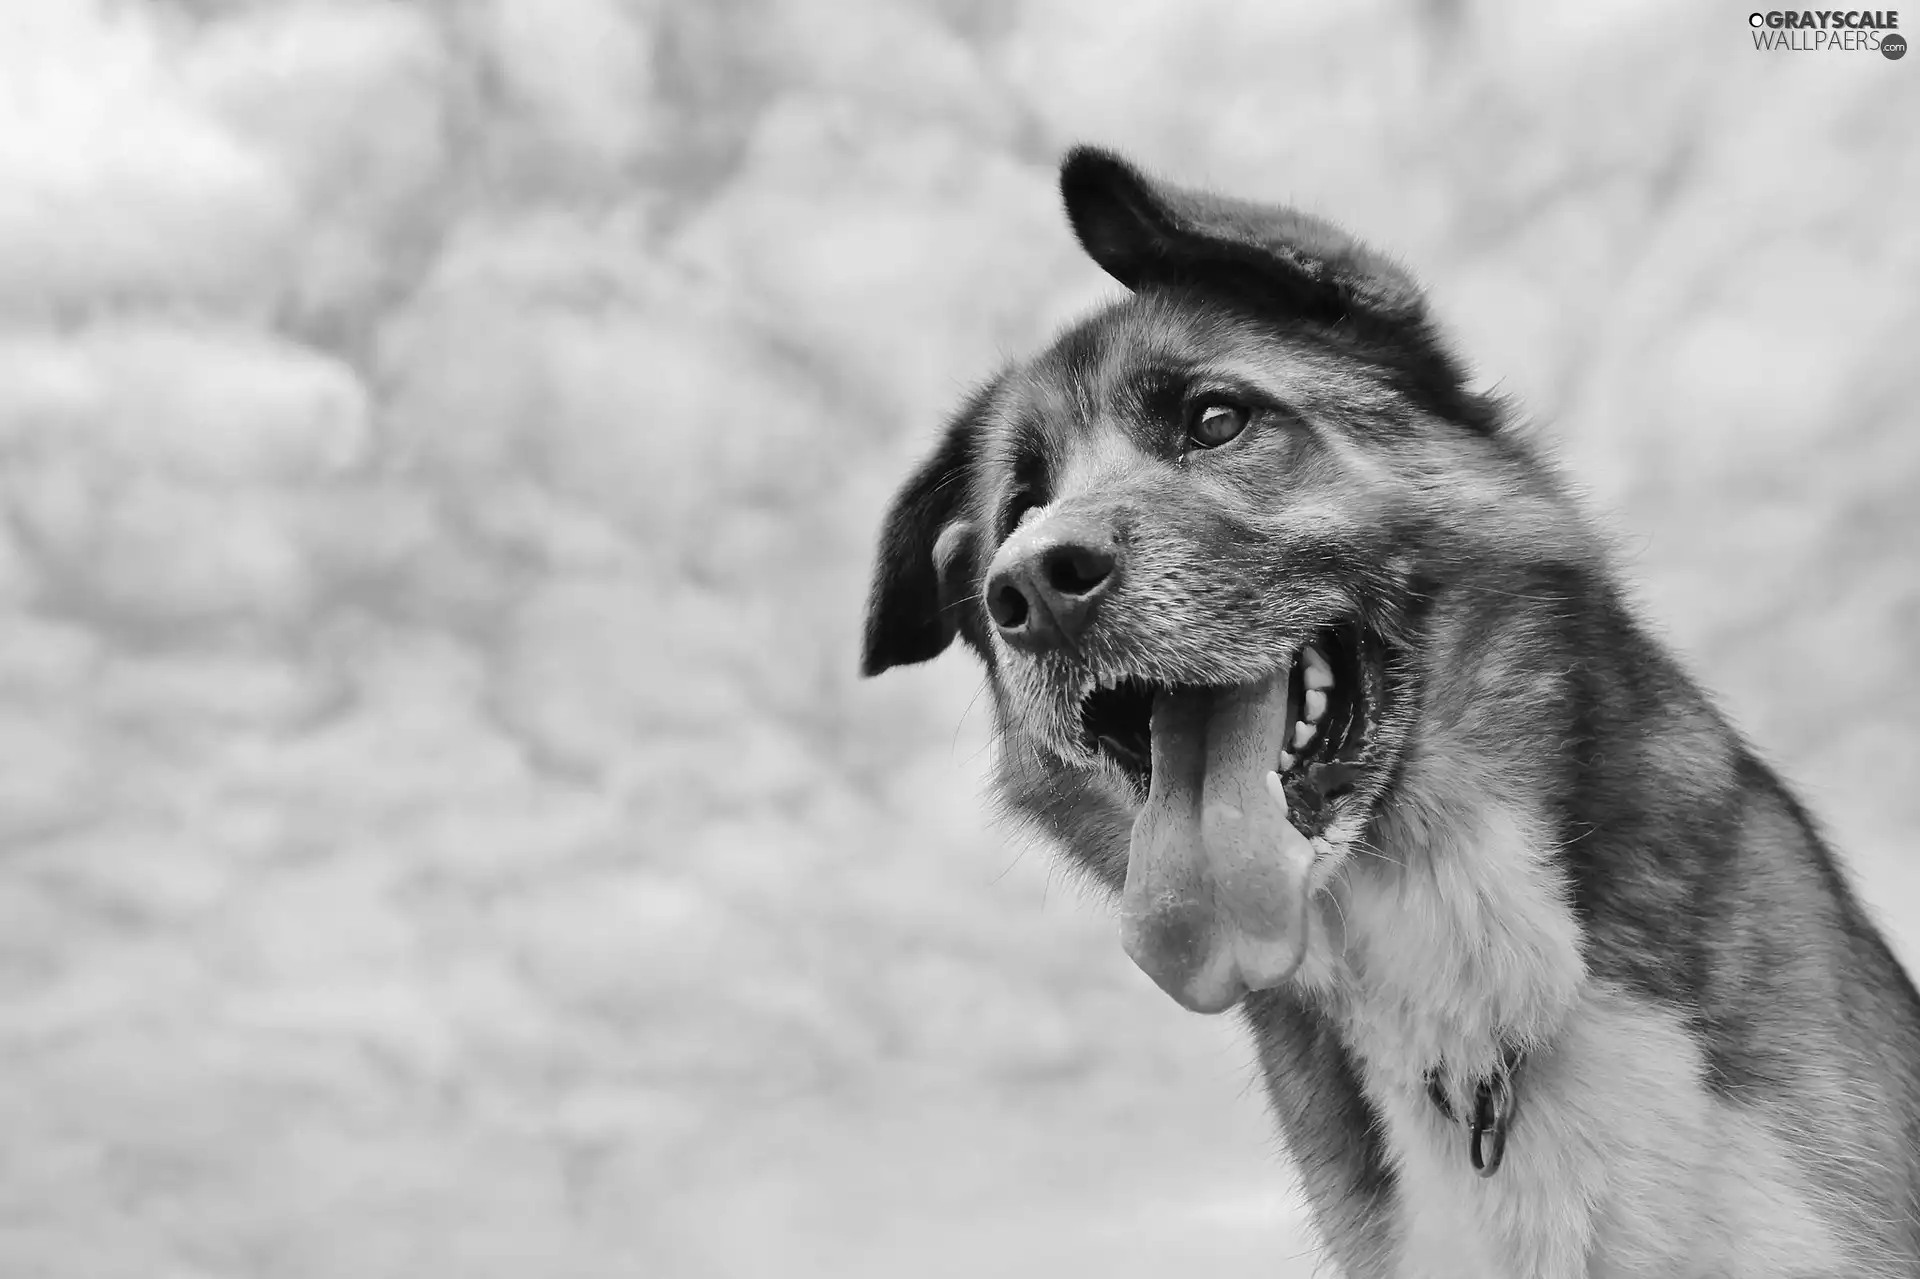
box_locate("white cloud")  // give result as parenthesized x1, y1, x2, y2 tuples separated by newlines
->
(0, 3, 295, 316)
(483, 0, 654, 175)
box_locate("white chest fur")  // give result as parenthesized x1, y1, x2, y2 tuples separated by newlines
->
(1364, 984, 1845, 1279)
(1304, 779, 1847, 1277)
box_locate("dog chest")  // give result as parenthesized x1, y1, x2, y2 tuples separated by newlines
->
(1346, 984, 1847, 1279)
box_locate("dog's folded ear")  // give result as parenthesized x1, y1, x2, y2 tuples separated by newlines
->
(860, 388, 990, 677)
(1060, 146, 1490, 425)
(1059, 146, 1427, 338)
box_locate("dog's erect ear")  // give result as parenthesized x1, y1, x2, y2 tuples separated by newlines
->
(1059, 146, 1427, 336)
(860, 388, 991, 678)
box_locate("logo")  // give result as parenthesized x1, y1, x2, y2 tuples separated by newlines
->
(1748, 10, 1904, 52)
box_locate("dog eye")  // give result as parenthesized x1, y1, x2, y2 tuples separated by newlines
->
(1187, 401, 1250, 449)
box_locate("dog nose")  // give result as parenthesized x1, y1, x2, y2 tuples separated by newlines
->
(984, 524, 1121, 653)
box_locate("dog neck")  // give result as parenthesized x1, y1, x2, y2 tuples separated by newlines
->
(1298, 744, 1589, 1102)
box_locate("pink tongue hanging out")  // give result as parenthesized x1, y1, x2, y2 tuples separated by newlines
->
(1119, 671, 1316, 1013)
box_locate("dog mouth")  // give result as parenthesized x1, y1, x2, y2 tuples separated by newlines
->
(1079, 621, 1389, 839)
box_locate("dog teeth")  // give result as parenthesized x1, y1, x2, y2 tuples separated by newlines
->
(1277, 648, 1334, 771)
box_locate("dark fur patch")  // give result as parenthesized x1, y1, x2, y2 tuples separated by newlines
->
(1242, 988, 1400, 1277)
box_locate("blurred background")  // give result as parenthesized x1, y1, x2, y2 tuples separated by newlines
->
(0, 2, 1914, 1275)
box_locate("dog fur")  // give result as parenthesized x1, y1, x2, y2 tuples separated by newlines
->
(859, 147, 1920, 1277)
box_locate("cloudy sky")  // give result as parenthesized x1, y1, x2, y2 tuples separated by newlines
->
(0, 2, 1914, 1276)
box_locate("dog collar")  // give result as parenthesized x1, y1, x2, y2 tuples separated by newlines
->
(1423, 1045, 1523, 1177)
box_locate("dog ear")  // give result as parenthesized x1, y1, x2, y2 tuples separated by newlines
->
(860, 388, 991, 678)
(1059, 146, 1493, 427)
(1059, 146, 1427, 335)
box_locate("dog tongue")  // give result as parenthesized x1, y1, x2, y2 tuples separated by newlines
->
(1120, 672, 1315, 1014)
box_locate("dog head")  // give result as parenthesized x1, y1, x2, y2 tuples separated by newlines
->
(862, 149, 1556, 1013)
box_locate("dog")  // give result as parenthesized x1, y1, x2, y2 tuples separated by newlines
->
(858, 148, 1920, 1277)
